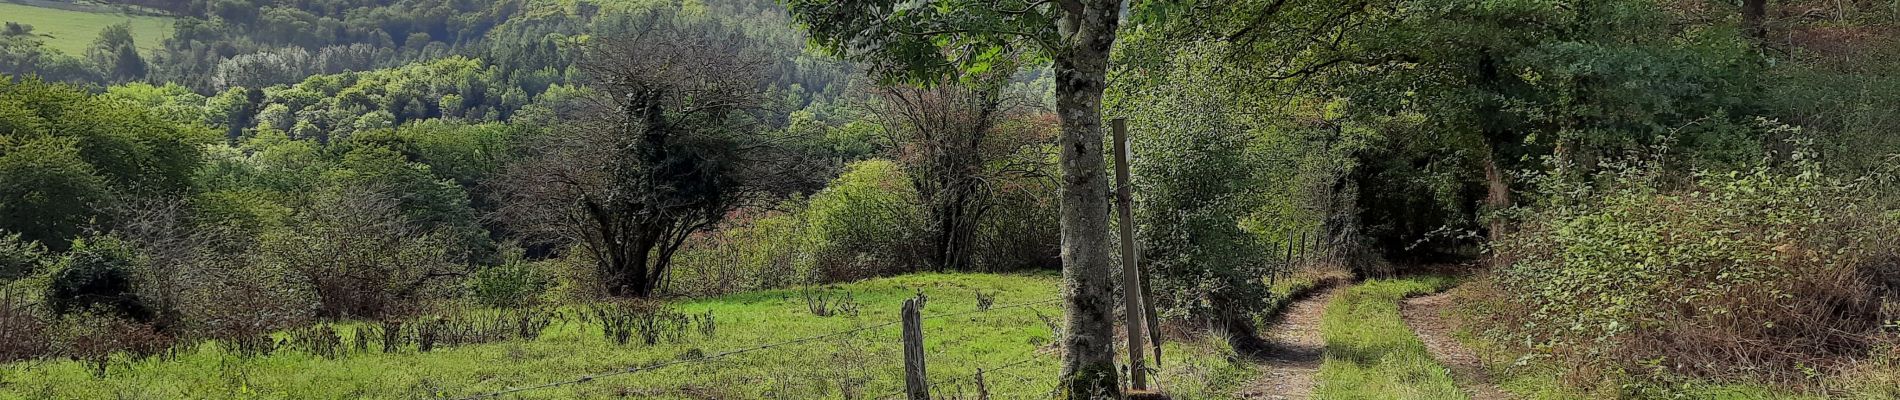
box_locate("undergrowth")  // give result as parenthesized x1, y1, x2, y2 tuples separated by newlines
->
(1482, 152, 1900, 395)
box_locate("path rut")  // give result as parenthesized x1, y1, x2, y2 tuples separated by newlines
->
(1400, 291, 1512, 400)
(1235, 284, 1339, 400)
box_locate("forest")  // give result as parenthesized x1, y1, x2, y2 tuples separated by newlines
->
(0, 0, 1896, 399)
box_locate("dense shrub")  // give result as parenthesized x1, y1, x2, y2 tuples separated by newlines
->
(667, 156, 1060, 296)
(44, 235, 151, 322)
(0, 232, 46, 282)
(667, 207, 811, 297)
(48, 311, 172, 377)
(1492, 159, 1900, 385)
(260, 185, 464, 319)
(171, 250, 311, 343)
(467, 256, 553, 308)
(1121, 44, 1276, 350)
(801, 159, 924, 281)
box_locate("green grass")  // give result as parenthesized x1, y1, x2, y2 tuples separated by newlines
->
(1312, 276, 1463, 400)
(0, 273, 1249, 399)
(0, 2, 172, 54)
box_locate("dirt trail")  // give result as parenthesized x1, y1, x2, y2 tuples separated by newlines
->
(1235, 284, 1340, 400)
(1400, 291, 1512, 400)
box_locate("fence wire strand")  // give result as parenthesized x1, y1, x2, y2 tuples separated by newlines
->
(874, 349, 1053, 400)
(453, 296, 1062, 399)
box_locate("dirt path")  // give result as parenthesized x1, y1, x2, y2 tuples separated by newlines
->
(1235, 284, 1340, 400)
(1400, 291, 1512, 400)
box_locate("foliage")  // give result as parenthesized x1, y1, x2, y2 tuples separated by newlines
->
(0, 78, 208, 249)
(259, 185, 464, 319)
(86, 23, 146, 83)
(1122, 42, 1275, 348)
(492, 11, 798, 298)
(0, 233, 44, 282)
(1491, 153, 1900, 386)
(467, 252, 553, 309)
(802, 159, 923, 281)
(0, 138, 108, 251)
(44, 234, 149, 321)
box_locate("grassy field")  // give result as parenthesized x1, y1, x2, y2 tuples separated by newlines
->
(0, 273, 1255, 399)
(1312, 276, 1464, 400)
(0, 2, 172, 54)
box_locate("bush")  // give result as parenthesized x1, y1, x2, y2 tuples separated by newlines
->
(48, 311, 171, 377)
(802, 159, 923, 281)
(0, 289, 49, 362)
(666, 156, 1060, 297)
(1492, 158, 1900, 385)
(667, 207, 810, 297)
(172, 251, 310, 344)
(0, 232, 46, 282)
(260, 185, 464, 319)
(468, 257, 552, 308)
(45, 235, 151, 322)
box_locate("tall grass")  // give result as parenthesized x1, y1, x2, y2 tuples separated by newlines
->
(1312, 276, 1462, 400)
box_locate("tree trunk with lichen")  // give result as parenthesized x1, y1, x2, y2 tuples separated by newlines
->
(1052, 0, 1122, 398)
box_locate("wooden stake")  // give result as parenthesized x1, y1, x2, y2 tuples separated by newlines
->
(902, 298, 928, 400)
(1112, 118, 1149, 390)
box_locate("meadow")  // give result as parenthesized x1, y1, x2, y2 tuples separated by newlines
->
(0, 1, 170, 54)
(0, 273, 1256, 399)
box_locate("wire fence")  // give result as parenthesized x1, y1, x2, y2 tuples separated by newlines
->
(873, 350, 1055, 400)
(452, 296, 1065, 400)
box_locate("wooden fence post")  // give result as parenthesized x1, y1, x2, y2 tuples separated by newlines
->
(902, 298, 928, 400)
(975, 368, 990, 400)
(1112, 118, 1150, 390)
(1284, 233, 1294, 276)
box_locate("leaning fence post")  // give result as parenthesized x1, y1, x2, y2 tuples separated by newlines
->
(902, 298, 928, 400)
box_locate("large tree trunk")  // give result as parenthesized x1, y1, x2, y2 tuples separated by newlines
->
(1482, 150, 1512, 243)
(1052, 1, 1123, 397)
(1742, 0, 1768, 40)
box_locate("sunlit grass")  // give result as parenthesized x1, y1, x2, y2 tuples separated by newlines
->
(0, 2, 172, 54)
(1312, 276, 1463, 400)
(0, 272, 1251, 399)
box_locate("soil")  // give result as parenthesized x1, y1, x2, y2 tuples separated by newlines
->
(1400, 290, 1512, 400)
(1235, 284, 1340, 400)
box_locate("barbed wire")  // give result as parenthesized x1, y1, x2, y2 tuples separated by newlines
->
(452, 296, 1063, 400)
(874, 350, 1053, 400)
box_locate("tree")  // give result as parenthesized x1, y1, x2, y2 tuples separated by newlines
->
(872, 81, 1006, 272)
(0, 231, 47, 282)
(45, 234, 149, 321)
(0, 138, 108, 250)
(87, 23, 146, 83)
(492, 12, 791, 298)
(783, 0, 1128, 394)
(1742, 0, 1768, 40)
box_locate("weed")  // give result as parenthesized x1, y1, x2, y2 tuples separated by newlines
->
(802, 287, 861, 317)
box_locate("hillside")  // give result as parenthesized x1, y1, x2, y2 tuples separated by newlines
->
(1, 0, 1897, 399)
(0, 1, 171, 53)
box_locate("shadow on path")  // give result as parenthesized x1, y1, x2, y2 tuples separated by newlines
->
(1235, 281, 1341, 400)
